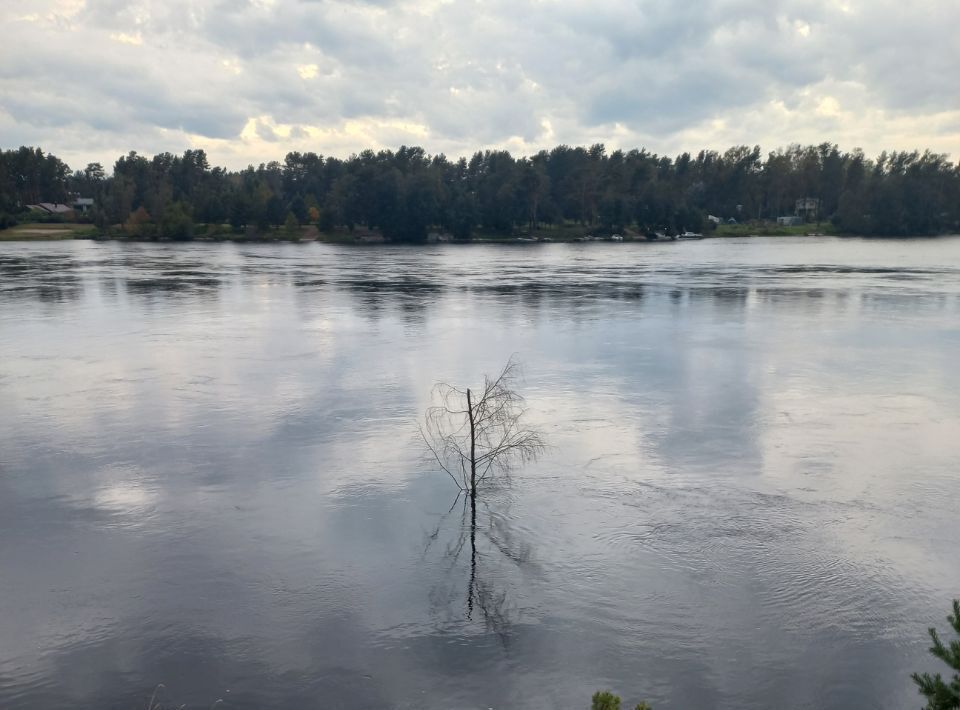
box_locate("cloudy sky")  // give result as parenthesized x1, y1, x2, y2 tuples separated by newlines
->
(2, 0, 958, 170)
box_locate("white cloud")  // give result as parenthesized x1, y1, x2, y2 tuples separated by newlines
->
(0, 0, 957, 169)
(297, 63, 319, 80)
(109, 31, 143, 45)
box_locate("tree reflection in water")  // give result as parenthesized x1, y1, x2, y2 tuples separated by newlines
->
(424, 490, 533, 644)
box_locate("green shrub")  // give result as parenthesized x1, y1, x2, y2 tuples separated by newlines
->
(0, 212, 18, 230)
(158, 202, 194, 241)
(284, 211, 300, 236)
(318, 206, 337, 233)
(591, 690, 651, 710)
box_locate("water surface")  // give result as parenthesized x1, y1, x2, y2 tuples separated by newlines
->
(1, 237, 959, 709)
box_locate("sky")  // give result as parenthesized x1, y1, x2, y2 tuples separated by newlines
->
(1, 0, 959, 171)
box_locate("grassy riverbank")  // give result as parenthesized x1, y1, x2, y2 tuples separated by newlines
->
(0, 223, 99, 241)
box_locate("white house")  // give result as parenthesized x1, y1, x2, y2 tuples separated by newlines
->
(795, 197, 819, 220)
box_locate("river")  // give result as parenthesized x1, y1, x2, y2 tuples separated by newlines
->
(1, 237, 959, 709)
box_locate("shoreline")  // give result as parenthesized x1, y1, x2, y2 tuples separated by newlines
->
(4, 222, 955, 243)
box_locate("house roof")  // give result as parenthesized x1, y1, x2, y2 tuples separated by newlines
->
(27, 203, 74, 214)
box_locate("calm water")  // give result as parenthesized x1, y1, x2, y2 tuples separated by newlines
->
(1, 237, 959, 710)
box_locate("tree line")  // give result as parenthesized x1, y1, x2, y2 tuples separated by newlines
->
(1, 143, 958, 238)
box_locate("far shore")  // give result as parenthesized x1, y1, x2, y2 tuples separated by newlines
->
(0, 220, 862, 244)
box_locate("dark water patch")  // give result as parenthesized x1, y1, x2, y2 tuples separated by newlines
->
(766, 264, 954, 275)
(338, 278, 444, 295)
(124, 276, 221, 294)
(161, 269, 221, 278)
(686, 285, 751, 301)
(468, 280, 648, 302)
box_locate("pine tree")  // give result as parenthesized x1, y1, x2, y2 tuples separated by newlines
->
(912, 600, 960, 709)
(591, 690, 651, 710)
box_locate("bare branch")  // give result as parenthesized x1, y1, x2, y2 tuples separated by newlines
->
(420, 357, 545, 496)
(419, 423, 466, 490)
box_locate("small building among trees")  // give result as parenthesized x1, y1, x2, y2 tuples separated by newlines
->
(795, 197, 820, 221)
(27, 202, 74, 216)
(777, 215, 802, 226)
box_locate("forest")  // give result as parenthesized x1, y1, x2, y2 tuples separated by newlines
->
(1, 143, 958, 239)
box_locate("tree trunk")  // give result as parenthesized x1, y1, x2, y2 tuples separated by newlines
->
(467, 387, 476, 498)
(467, 496, 477, 618)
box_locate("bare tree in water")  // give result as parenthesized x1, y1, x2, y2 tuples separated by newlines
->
(421, 359, 544, 641)
(420, 358, 546, 501)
